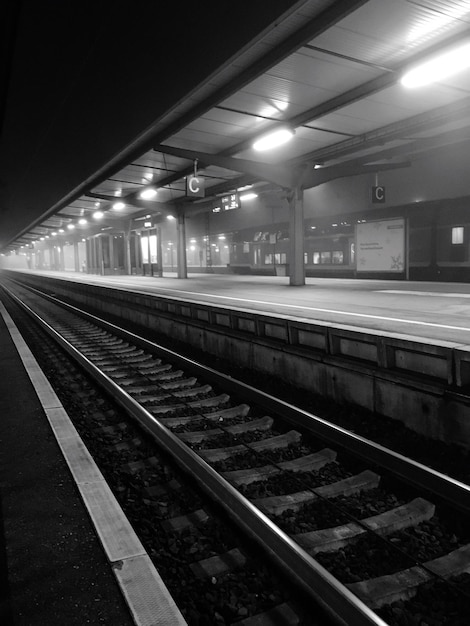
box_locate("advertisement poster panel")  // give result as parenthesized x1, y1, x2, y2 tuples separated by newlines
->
(356, 218, 405, 272)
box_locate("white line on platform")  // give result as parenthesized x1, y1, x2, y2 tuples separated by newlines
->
(144, 286, 470, 333)
(376, 290, 470, 298)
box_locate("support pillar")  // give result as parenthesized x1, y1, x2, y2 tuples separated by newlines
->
(73, 242, 80, 272)
(156, 227, 163, 277)
(135, 234, 141, 274)
(177, 213, 187, 279)
(288, 185, 305, 286)
(98, 236, 104, 275)
(124, 224, 132, 275)
(109, 235, 115, 275)
(92, 238, 98, 273)
(146, 230, 152, 276)
(59, 245, 65, 271)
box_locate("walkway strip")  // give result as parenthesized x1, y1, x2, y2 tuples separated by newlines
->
(0, 300, 187, 626)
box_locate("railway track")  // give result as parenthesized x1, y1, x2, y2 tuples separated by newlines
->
(2, 277, 470, 626)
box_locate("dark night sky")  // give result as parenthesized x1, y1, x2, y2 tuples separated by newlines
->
(0, 0, 299, 249)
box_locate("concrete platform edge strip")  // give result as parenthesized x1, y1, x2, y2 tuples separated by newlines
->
(0, 300, 187, 626)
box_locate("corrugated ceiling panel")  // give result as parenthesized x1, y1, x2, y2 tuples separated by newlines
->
(222, 73, 339, 114)
(164, 131, 235, 154)
(267, 47, 382, 90)
(184, 111, 268, 140)
(311, 83, 463, 136)
(311, 0, 470, 67)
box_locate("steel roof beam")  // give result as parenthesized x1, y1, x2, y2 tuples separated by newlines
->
(295, 96, 470, 166)
(219, 28, 470, 159)
(154, 144, 292, 188)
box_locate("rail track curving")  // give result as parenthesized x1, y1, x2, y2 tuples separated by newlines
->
(2, 276, 470, 626)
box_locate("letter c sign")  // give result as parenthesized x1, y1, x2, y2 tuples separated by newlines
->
(372, 186, 385, 203)
(186, 175, 205, 198)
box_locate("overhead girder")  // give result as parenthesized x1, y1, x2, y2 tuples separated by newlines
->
(217, 28, 470, 160)
(300, 97, 470, 166)
(155, 143, 410, 193)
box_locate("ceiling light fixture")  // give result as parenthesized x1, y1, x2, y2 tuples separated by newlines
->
(240, 192, 258, 201)
(93, 211, 104, 219)
(253, 127, 294, 151)
(78, 218, 87, 225)
(112, 202, 125, 210)
(139, 188, 157, 200)
(67, 224, 75, 230)
(401, 41, 470, 87)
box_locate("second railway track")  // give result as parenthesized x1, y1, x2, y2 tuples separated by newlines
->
(2, 276, 470, 626)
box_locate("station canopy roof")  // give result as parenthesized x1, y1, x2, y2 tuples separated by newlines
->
(7, 0, 470, 251)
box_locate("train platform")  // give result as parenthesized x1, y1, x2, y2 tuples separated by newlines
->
(0, 296, 184, 625)
(5, 268, 470, 345)
(0, 299, 135, 624)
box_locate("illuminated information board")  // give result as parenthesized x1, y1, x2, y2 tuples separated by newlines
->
(213, 193, 240, 213)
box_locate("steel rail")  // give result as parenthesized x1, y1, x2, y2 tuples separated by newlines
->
(1, 281, 389, 626)
(8, 277, 470, 516)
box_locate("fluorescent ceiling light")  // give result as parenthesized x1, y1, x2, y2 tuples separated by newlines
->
(253, 128, 294, 151)
(139, 188, 157, 200)
(113, 202, 125, 210)
(78, 218, 87, 225)
(240, 192, 258, 201)
(67, 224, 75, 230)
(144, 172, 153, 181)
(401, 41, 470, 87)
(167, 215, 175, 220)
(93, 211, 104, 219)
(114, 188, 122, 197)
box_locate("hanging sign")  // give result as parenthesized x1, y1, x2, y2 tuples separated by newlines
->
(371, 186, 386, 203)
(186, 175, 205, 198)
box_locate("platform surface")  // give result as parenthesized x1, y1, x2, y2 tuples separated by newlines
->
(8, 269, 470, 346)
(0, 300, 135, 625)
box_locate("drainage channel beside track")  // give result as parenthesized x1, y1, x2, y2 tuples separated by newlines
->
(2, 278, 470, 626)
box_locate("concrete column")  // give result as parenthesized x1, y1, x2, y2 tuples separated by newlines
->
(134, 234, 141, 274)
(124, 224, 132, 275)
(73, 242, 80, 272)
(59, 245, 65, 271)
(177, 213, 187, 279)
(146, 230, 152, 276)
(109, 235, 115, 274)
(52, 245, 59, 270)
(156, 227, 163, 277)
(288, 186, 305, 286)
(98, 236, 104, 275)
(91, 238, 97, 272)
